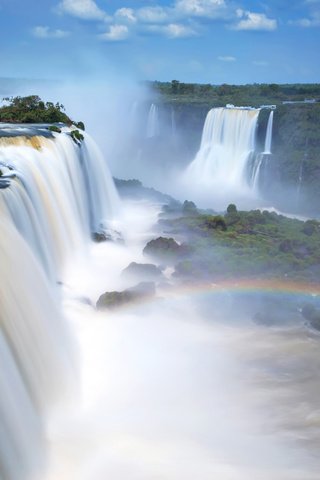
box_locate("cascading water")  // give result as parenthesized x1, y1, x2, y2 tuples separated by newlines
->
(1, 117, 320, 480)
(0, 129, 120, 279)
(0, 217, 74, 480)
(251, 110, 275, 192)
(183, 107, 260, 205)
(263, 110, 274, 155)
(0, 125, 120, 480)
(146, 103, 160, 138)
(171, 107, 177, 139)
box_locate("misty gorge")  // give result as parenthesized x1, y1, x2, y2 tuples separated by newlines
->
(0, 79, 320, 480)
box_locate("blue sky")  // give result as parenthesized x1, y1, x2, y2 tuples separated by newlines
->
(0, 0, 319, 84)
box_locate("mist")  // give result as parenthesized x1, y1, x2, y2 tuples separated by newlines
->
(39, 200, 320, 480)
(1, 76, 320, 480)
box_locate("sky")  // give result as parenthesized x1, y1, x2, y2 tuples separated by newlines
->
(0, 0, 319, 84)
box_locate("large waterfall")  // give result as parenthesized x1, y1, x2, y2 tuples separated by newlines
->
(182, 107, 261, 207)
(0, 128, 120, 280)
(0, 126, 120, 480)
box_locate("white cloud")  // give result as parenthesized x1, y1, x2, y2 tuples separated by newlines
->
(148, 22, 197, 38)
(115, 8, 136, 23)
(57, 0, 106, 20)
(137, 6, 169, 23)
(164, 23, 198, 37)
(174, 0, 228, 18)
(289, 11, 320, 27)
(32, 26, 70, 38)
(218, 55, 236, 61)
(99, 24, 129, 41)
(232, 11, 277, 31)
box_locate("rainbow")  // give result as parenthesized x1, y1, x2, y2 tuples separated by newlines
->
(99, 278, 320, 312)
(163, 278, 320, 299)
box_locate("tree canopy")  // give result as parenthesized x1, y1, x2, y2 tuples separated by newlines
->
(0, 95, 73, 124)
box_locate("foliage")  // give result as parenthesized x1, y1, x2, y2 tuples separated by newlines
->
(70, 129, 84, 145)
(48, 125, 62, 133)
(0, 95, 72, 124)
(150, 80, 320, 107)
(158, 207, 320, 282)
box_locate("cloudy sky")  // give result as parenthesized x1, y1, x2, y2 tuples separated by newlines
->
(0, 0, 319, 84)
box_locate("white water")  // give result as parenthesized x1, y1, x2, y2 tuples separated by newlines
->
(0, 218, 74, 480)
(182, 107, 260, 207)
(0, 131, 120, 280)
(41, 201, 320, 480)
(171, 107, 177, 139)
(1, 127, 320, 480)
(146, 104, 160, 138)
(263, 111, 274, 155)
(0, 128, 120, 480)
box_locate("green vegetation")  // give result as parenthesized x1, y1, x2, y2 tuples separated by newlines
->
(157, 202, 320, 283)
(150, 80, 320, 107)
(0, 96, 86, 139)
(48, 125, 62, 133)
(70, 129, 84, 145)
(0, 95, 72, 124)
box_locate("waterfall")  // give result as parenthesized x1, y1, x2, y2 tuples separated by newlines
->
(184, 107, 260, 195)
(0, 218, 74, 480)
(171, 107, 177, 139)
(146, 103, 160, 138)
(0, 125, 120, 480)
(0, 129, 120, 280)
(263, 111, 273, 154)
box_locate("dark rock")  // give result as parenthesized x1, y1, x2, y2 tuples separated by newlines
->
(301, 303, 320, 330)
(92, 229, 123, 243)
(92, 231, 112, 243)
(143, 236, 182, 263)
(121, 262, 163, 281)
(96, 282, 155, 310)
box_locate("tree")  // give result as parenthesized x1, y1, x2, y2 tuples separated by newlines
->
(0, 95, 72, 124)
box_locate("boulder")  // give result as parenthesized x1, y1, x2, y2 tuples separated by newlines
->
(143, 236, 182, 263)
(96, 282, 155, 310)
(121, 262, 163, 281)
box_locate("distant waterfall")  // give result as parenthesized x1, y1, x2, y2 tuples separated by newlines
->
(184, 107, 260, 195)
(0, 126, 120, 480)
(146, 103, 160, 138)
(263, 111, 274, 154)
(171, 107, 177, 139)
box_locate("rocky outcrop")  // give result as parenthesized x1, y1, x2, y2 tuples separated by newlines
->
(96, 282, 156, 310)
(121, 262, 163, 281)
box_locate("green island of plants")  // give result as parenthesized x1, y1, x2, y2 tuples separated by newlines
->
(0, 95, 86, 144)
(154, 202, 320, 284)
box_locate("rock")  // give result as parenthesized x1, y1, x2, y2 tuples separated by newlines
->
(143, 237, 182, 263)
(96, 282, 155, 310)
(92, 229, 123, 243)
(121, 262, 163, 281)
(301, 303, 320, 330)
(92, 231, 112, 243)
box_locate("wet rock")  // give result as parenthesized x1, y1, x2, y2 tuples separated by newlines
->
(301, 303, 320, 330)
(143, 236, 183, 263)
(121, 262, 163, 281)
(96, 282, 155, 310)
(92, 229, 123, 243)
